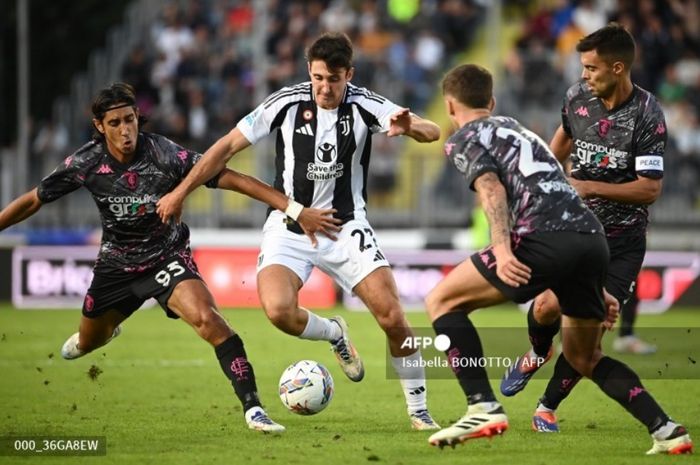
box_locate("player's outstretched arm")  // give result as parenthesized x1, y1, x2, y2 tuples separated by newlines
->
(474, 172, 531, 288)
(0, 188, 43, 231)
(156, 127, 251, 223)
(387, 109, 440, 142)
(216, 169, 342, 246)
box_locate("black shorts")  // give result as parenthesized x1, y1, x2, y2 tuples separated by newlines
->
(83, 249, 202, 319)
(472, 231, 609, 320)
(605, 234, 646, 306)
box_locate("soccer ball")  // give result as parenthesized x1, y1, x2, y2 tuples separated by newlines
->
(278, 360, 334, 415)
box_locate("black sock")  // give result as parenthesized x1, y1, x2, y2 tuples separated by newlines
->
(527, 303, 560, 357)
(619, 295, 638, 337)
(539, 353, 582, 410)
(592, 356, 669, 433)
(215, 334, 261, 412)
(432, 311, 496, 405)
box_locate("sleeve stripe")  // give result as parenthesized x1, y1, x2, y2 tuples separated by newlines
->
(263, 83, 311, 109)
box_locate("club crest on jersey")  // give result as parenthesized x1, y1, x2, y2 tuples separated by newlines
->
(598, 118, 612, 137)
(123, 171, 139, 190)
(302, 109, 314, 121)
(316, 143, 336, 164)
(339, 115, 351, 136)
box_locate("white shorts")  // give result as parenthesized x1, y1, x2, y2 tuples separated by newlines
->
(257, 213, 390, 292)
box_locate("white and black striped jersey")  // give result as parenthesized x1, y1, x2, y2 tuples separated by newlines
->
(236, 81, 402, 233)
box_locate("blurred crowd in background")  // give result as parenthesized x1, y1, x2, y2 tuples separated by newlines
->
(500, 0, 700, 210)
(17, 0, 700, 232)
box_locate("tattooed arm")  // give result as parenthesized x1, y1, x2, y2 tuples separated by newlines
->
(474, 172, 531, 287)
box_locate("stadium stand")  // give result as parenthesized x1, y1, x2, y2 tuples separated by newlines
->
(3, 0, 700, 239)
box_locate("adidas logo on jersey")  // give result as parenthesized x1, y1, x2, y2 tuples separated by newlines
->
(295, 123, 314, 136)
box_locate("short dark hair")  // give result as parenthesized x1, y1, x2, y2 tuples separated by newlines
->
(306, 32, 353, 71)
(91, 82, 146, 140)
(576, 23, 636, 69)
(442, 64, 493, 109)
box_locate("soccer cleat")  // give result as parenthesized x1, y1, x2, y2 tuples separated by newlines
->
(500, 347, 552, 397)
(428, 403, 508, 448)
(532, 410, 559, 433)
(612, 335, 657, 355)
(646, 425, 693, 455)
(410, 409, 441, 430)
(329, 316, 364, 382)
(61, 326, 122, 360)
(245, 407, 286, 434)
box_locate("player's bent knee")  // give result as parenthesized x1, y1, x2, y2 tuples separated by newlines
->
(264, 306, 295, 330)
(193, 310, 232, 343)
(534, 295, 561, 321)
(425, 291, 449, 322)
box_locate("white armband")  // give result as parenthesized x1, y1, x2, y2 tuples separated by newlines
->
(284, 200, 304, 221)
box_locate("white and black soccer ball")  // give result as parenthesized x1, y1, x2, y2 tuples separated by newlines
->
(278, 360, 334, 415)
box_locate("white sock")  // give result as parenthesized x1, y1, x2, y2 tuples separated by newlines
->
(652, 420, 679, 440)
(535, 402, 555, 413)
(299, 310, 342, 341)
(391, 350, 428, 413)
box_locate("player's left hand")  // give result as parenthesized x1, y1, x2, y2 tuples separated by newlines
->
(493, 244, 532, 287)
(156, 191, 185, 224)
(297, 208, 343, 247)
(602, 288, 619, 331)
(387, 108, 411, 137)
(568, 178, 593, 199)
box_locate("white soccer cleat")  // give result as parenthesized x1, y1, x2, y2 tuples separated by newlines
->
(61, 326, 122, 360)
(329, 316, 364, 382)
(245, 407, 286, 434)
(410, 409, 441, 430)
(646, 425, 693, 455)
(612, 335, 657, 355)
(428, 403, 508, 448)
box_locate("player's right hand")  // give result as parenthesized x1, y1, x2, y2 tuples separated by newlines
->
(493, 244, 531, 288)
(297, 208, 342, 247)
(602, 288, 619, 331)
(156, 191, 185, 224)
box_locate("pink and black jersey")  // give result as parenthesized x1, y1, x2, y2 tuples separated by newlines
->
(37, 133, 219, 274)
(445, 116, 603, 237)
(562, 82, 666, 236)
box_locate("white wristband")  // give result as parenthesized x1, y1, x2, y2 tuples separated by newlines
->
(284, 200, 304, 221)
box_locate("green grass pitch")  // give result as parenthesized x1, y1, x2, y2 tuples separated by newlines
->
(0, 303, 698, 464)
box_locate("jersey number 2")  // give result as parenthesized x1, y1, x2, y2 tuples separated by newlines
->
(496, 127, 557, 177)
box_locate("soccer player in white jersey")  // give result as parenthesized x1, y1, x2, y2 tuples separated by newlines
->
(157, 32, 441, 430)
